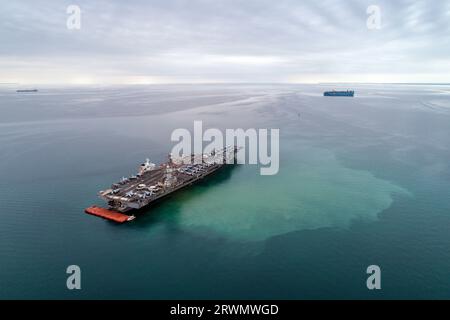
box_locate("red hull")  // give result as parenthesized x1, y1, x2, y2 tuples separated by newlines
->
(85, 206, 131, 223)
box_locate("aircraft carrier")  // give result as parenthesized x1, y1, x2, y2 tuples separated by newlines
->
(85, 146, 238, 223)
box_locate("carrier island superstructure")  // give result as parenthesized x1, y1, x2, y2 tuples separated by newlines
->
(85, 146, 238, 223)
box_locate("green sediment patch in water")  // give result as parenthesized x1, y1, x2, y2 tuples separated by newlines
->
(170, 147, 410, 241)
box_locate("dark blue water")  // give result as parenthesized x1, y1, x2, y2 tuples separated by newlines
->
(0, 84, 449, 299)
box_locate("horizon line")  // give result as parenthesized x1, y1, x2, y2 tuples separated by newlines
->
(3, 82, 450, 86)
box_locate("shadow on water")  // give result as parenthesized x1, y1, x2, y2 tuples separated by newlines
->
(121, 164, 242, 231)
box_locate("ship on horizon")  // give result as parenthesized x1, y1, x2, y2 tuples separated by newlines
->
(324, 90, 354, 97)
(16, 89, 38, 93)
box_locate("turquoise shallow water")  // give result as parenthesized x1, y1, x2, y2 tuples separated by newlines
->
(173, 145, 409, 241)
(0, 84, 449, 299)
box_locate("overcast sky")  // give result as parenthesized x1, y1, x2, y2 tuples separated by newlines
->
(1, 0, 449, 84)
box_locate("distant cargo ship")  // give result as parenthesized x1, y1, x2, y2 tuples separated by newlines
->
(16, 89, 38, 93)
(324, 90, 354, 97)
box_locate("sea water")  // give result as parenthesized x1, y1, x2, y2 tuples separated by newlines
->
(0, 84, 449, 299)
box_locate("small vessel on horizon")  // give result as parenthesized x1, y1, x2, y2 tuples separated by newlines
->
(16, 89, 38, 93)
(324, 90, 354, 97)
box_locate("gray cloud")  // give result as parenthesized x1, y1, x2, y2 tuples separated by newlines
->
(1, 0, 449, 83)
